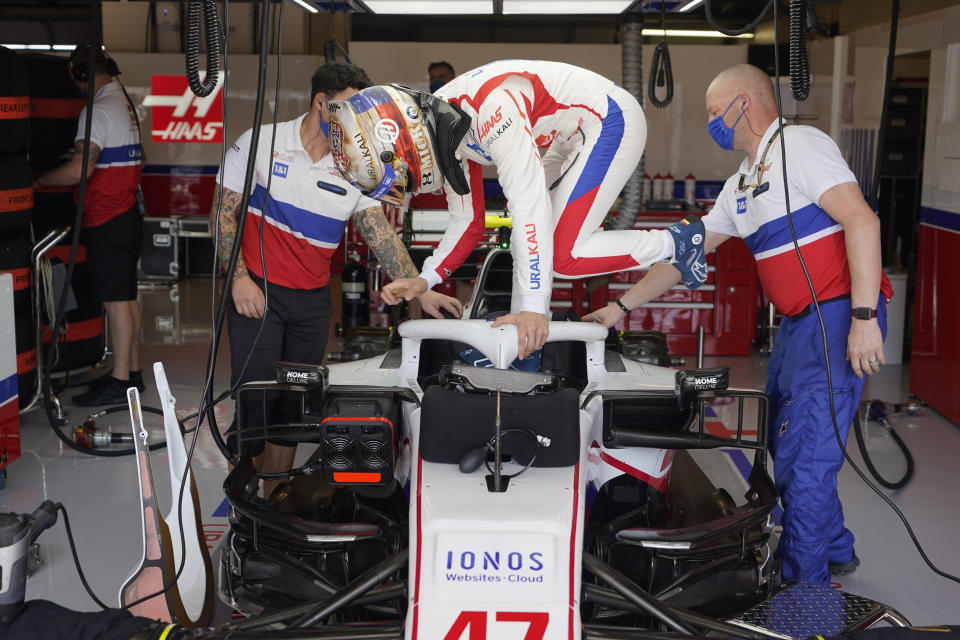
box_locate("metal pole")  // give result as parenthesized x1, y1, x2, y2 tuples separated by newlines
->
(494, 385, 502, 491)
(696, 326, 705, 368)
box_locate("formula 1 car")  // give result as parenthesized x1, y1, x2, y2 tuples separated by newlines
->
(216, 250, 908, 640)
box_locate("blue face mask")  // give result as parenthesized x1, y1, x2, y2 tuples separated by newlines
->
(707, 96, 746, 150)
(429, 80, 445, 93)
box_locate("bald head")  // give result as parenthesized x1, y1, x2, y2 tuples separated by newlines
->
(705, 64, 780, 156)
(707, 64, 777, 110)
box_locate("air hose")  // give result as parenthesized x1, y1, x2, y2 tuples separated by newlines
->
(789, 0, 811, 101)
(185, 0, 221, 98)
(647, 3, 673, 109)
(852, 400, 914, 490)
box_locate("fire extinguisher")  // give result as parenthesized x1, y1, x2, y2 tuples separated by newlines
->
(341, 252, 369, 330)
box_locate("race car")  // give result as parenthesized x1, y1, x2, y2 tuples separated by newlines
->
(215, 250, 908, 640)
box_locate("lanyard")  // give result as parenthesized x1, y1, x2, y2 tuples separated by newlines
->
(738, 123, 791, 196)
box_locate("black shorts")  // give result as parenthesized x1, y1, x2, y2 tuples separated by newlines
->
(226, 275, 333, 456)
(82, 205, 142, 303)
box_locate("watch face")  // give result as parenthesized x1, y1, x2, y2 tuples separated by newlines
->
(853, 307, 874, 320)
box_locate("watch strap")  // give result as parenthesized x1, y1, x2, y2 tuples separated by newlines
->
(614, 298, 632, 314)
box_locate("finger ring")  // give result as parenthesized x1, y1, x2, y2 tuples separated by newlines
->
(868, 358, 879, 364)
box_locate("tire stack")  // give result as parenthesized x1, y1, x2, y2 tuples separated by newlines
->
(0, 46, 37, 408)
(22, 53, 106, 375)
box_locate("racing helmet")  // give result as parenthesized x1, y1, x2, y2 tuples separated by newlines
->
(327, 85, 442, 206)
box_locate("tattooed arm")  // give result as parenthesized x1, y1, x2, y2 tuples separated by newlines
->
(352, 206, 462, 319)
(211, 186, 265, 318)
(352, 206, 419, 280)
(210, 186, 250, 280)
(35, 140, 101, 187)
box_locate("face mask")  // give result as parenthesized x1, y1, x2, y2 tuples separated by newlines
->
(707, 96, 745, 150)
(429, 80, 445, 93)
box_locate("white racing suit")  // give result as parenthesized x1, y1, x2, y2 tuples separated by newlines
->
(419, 60, 671, 316)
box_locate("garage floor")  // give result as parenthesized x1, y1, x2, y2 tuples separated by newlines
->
(3, 277, 959, 627)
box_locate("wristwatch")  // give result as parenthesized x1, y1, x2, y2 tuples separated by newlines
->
(851, 306, 877, 320)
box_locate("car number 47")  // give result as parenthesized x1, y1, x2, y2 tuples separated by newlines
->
(443, 611, 549, 640)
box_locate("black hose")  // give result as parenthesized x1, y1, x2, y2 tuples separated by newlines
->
(648, 42, 673, 108)
(703, 0, 773, 36)
(852, 404, 914, 490)
(202, 0, 276, 463)
(185, 0, 220, 98)
(324, 39, 337, 63)
(789, 0, 811, 101)
(647, 3, 673, 109)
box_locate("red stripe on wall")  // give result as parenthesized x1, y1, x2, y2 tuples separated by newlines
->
(1, 267, 30, 292)
(30, 97, 86, 119)
(17, 349, 36, 374)
(0, 96, 30, 120)
(0, 188, 33, 213)
(42, 316, 103, 343)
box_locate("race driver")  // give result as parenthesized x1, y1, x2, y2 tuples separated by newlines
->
(326, 60, 708, 359)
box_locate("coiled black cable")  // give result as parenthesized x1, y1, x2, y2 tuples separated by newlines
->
(647, 3, 673, 109)
(852, 401, 914, 490)
(323, 38, 337, 63)
(648, 43, 673, 108)
(703, 0, 772, 36)
(789, 0, 811, 101)
(185, 0, 220, 98)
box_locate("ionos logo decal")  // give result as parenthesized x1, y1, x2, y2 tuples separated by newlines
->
(144, 72, 225, 143)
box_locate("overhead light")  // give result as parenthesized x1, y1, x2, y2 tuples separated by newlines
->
(678, 0, 704, 12)
(364, 0, 493, 14)
(503, 0, 633, 13)
(641, 28, 754, 39)
(289, 0, 319, 13)
(2, 44, 74, 51)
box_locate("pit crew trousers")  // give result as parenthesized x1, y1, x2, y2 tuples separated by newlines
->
(227, 275, 332, 456)
(544, 85, 668, 278)
(765, 294, 887, 584)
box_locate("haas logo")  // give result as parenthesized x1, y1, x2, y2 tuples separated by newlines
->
(535, 130, 557, 148)
(478, 107, 503, 139)
(143, 72, 225, 143)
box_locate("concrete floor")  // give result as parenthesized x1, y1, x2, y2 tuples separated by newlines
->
(3, 277, 959, 627)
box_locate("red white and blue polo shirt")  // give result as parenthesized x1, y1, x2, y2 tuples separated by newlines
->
(218, 113, 381, 290)
(75, 81, 142, 227)
(702, 119, 892, 316)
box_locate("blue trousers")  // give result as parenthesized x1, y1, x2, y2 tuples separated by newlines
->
(766, 296, 887, 584)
